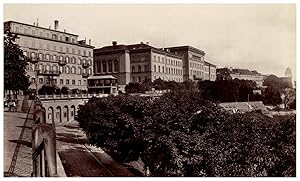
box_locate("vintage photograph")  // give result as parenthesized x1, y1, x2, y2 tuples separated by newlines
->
(3, 3, 296, 177)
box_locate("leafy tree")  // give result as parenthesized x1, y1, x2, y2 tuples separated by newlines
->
(38, 84, 60, 95)
(263, 75, 292, 92)
(262, 86, 282, 106)
(77, 92, 295, 176)
(61, 86, 70, 94)
(4, 32, 30, 94)
(125, 83, 145, 93)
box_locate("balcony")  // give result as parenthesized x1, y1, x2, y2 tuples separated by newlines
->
(30, 57, 39, 63)
(58, 60, 67, 66)
(82, 62, 90, 69)
(37, 70, 62, 76)
(82, 72, 90, 78)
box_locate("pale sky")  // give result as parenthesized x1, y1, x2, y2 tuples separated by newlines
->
(4, 4, 296, 79)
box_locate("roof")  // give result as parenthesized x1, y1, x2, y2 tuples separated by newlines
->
(166, 46, 205, 55)
(217, 68, 261, 75)
(204, 61, 217, 67)
(88, 75, 117, 80)
(219, 101, 268, 113)
(5, 20, 79, 37)
(94, 43, 183, 59)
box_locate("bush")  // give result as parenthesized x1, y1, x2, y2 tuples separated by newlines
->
(77, 91, 296, 176)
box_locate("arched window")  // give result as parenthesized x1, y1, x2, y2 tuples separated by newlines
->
(78, 67, 82, 75)
(102, 61, 107, 72)
(88, 68, 92, 75)
(96, 62, 101, 73)
(108, 60, 112, 72)
(114, 60, 119, 72)
(138, 65, 141, 72)
(132, 66, 135, 73)
(72, 67, 76, 74)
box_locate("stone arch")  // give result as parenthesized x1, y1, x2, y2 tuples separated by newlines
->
(71, 105, 76, 121)
(63, 105, 69, 122)
(56, 106, 62, 123)
(48, 106, 54, 123)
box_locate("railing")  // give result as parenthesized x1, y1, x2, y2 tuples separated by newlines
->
(82, 62, 90, 69)
(37, 93, 110, 100)
(37, 70, 61, 76)
(58, 60, 67, 66)
(82, 73, 90, 78)
(32, 97, 58, 177)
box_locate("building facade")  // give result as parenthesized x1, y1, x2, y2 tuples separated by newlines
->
(93, 42, 184, 91)
(4, 20, 94, 91)
(217, 68, 264, 87)
(166, 46, 211, 81)
(204, 61, 217, 81)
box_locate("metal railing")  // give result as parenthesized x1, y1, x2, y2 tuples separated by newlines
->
(32, 97, 58, 177)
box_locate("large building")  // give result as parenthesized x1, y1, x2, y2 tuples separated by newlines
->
(93, 42, 217, 92)
(217, 67, 264, 87)
(4, 20, 94, 91)
(165, 46, 217, 81)
(93, 42, 184, 91)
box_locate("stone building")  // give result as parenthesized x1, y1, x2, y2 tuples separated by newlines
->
(4, 20, 94, 91)
(93, 42, 184, 91)
(217, 68, 264, 87)
(204, 61, 217, 81)
(166, 46, 208, 81)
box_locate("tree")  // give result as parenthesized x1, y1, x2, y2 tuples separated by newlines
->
(4, 32, 30, 94)
(61, 86, 70, 94)
(125, 83, 145, 93)
(77, 92, 295, 176)
(262, 86, 282, 106)
(282, 88, 296, 109)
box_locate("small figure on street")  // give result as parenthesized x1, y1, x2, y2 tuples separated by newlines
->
(8, 99, 17, 112)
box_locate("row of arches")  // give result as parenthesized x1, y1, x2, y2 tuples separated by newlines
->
(43, 105, 77, 123)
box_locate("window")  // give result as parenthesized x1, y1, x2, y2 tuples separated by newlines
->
(60, 36, 62, 41)
(60, 47, 63, 52)
(78, 80, 81, 85)
(72, 67, 76, 74)
(158, 57, 160, 62)
(24, 29, 27, 34)
(138, 65, 141, 72)
(72, 80, 75, 85)
(108, 60, 112, 72)
(102, 61, 107, 72)
(132, 66, 135, 73)
(66, 47, 69, 53)
(154, 55, 156, 61)
(89, 51, 91, 57)
(96, 62, 101, 73)
(162, 66, 164, 73)
(65, 37, 69, 42)
(154, 65, 156, 72)
(138, 76, 141, 82)
(66, 67, 70, 74)
(39, 78, 43, 83)
(132, 77, 135, 82)
(72, 48, 75, 54)
(31, 78, 36, 83)
(66, 79, 69, 84)
(114, 60, 119, 72)
(72, 38, 75, 43)
(83, 50, 86, 56)
(83, 80, 86, 85)
(45, 54, 50, 61)
(158, 66, 160, 73)
(52, 34, 57, 39)
(144, 65, 147, 72)
(78, 50, 81, 55)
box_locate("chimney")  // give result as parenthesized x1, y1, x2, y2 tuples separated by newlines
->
(146, 42, 149, 45)
(33, 22, 36, 26)
(140, 41, 144, 44)
(49, 26, 51, 29)
(36, 18, 39, 26)
(54, 20, 59, 31)
(112, 41, 117, 46)
(89, 39, 91, 45)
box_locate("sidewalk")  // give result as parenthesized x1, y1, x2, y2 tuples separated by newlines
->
(55, 121, 136, 177)
(3, 111, 33, 177)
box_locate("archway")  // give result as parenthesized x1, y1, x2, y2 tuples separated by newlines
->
(71, 105, 76, 121)
(48, 106, 54, 123)
(63, 105, 69, 122)
(56, 106, 62, 123)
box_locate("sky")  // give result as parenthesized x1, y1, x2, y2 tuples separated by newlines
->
(3, 4, 296, 79)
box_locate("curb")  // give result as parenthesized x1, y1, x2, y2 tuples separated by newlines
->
(56, 152, 66, 177)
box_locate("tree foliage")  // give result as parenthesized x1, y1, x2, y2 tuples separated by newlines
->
(4, 32, 30, 92)
(77, 91, 295, 176)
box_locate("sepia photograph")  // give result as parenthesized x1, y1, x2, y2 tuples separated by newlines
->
(2, 2, 296, 177)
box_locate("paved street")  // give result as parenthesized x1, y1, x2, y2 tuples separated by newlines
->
(3, 111, 33, 177)
(56, 121, 136, 177)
